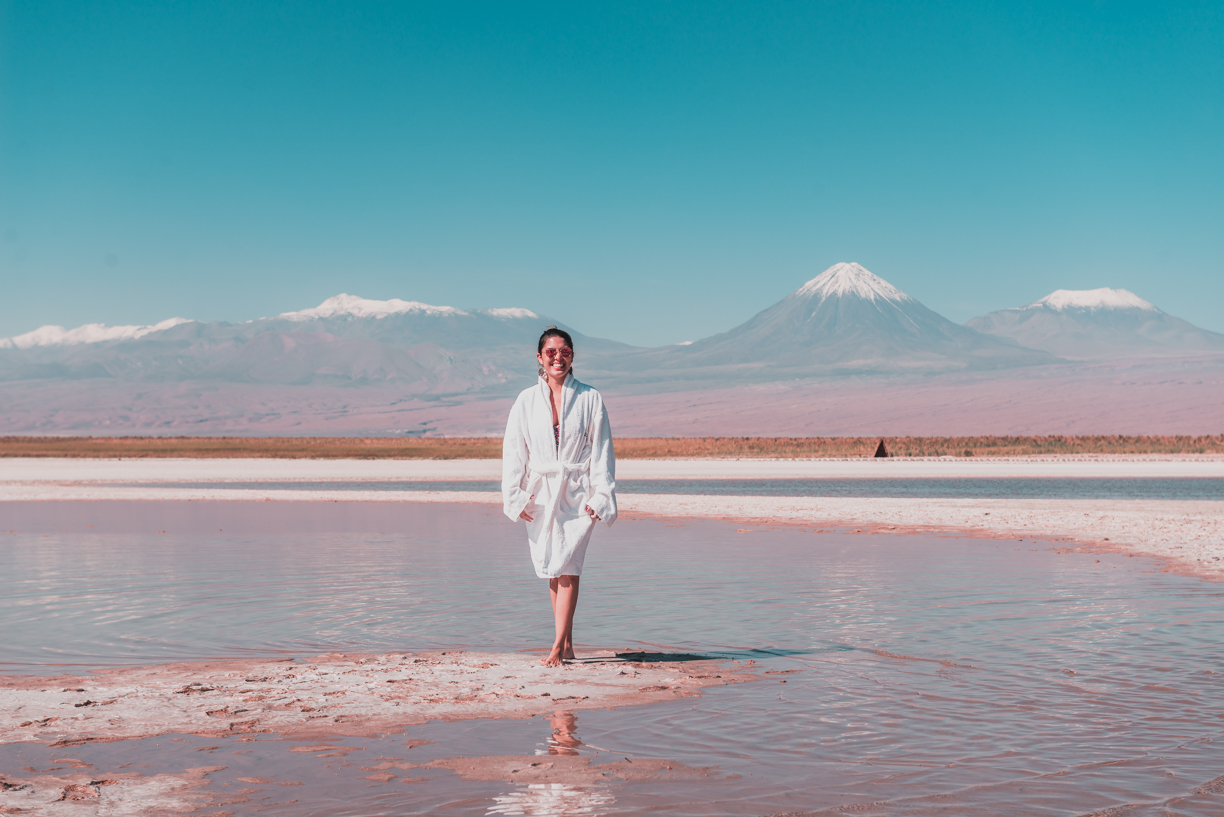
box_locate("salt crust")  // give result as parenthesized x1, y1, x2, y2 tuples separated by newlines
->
(0, 651, 747, 748)
(0, 765, 221, 816)
(3, 455, 1224, 483)
(0, 652, 746, 812)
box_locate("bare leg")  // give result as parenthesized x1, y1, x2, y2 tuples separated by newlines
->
(542, 575, 581, 667)
(561, 576, 579, 660)
(549, 577, 578, 660)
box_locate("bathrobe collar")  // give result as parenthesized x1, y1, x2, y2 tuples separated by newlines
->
(538, 371, 576, 397)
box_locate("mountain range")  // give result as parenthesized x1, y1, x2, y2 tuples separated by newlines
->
(4, 264, 1223, 392)
(0, 295, 629, 394)
(2, 263, 1222, 435)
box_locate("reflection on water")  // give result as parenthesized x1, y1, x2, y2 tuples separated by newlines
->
(548, 711, 582, 756)
(488, 712, 614, 816)
(488, 783, 614, 816)
(625, 475, 1224, 500)
(3, 501, 1224, 815)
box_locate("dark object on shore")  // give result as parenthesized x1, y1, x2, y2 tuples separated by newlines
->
(874, 439, 889, 458)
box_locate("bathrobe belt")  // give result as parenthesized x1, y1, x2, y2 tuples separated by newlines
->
(527, 458, 592, 544)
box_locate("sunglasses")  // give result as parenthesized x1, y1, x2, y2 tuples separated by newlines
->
(542, 347, 573, 360)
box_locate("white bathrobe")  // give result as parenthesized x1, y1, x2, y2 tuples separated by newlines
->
(502, 373, 617, 578)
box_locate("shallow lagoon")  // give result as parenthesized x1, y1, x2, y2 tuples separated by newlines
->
(2, 500, 1224, 815)
(113, 476, 1224, 500)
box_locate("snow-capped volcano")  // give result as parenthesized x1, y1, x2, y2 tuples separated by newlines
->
(793, 262, 914, 303)
(968, 288, 1224, 359)
(610, 262, 1054, 376)
(1030, 288, 1156, 312)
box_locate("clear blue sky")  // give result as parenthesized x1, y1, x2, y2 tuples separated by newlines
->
(2, 1, 1221, 346)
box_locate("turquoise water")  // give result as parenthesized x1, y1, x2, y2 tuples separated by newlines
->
(2, 500, 1223, 815)
(116, 476, 1224, 500)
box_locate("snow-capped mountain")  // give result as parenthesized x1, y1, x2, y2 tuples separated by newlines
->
(791, 262, 915, 302)
(0, 318, 191, 349)
(0, 295, 551, 352)
(277, 293, 540, 322)
(0, 295, 626, 391)
(1031, 288, 1156, 311)
(254, 294, 577, 357)
(967, 288, 1224, 359)
(608, 262, 1053, 377)
(279, 294, 470, 320)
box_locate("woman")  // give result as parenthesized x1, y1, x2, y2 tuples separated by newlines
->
(502, 327, 617, 667)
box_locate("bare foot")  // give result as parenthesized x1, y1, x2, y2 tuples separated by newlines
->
(562, 647, 576, 660)
(540, 651, 563, 667)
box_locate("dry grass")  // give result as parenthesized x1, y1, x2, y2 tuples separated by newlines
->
(618, 435, 1224, 458)
(0, 436, 502, 460)
(2, 435, 1223, 459)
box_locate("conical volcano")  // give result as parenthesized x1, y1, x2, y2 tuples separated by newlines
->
(655, 262, 1055, 375)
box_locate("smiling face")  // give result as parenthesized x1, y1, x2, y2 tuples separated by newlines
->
(537, 335, 574, 382)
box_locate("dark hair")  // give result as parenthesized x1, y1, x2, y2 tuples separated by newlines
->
(537, 326, 574, 354)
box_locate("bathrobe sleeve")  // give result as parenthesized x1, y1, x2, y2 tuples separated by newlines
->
(502, 394, 533, 522)
(583, 391, 617, 527)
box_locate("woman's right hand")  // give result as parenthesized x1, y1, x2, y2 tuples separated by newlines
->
(519, 494, 535, 521)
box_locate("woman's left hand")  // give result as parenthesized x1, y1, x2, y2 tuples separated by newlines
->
(585, 505, 600, 521)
